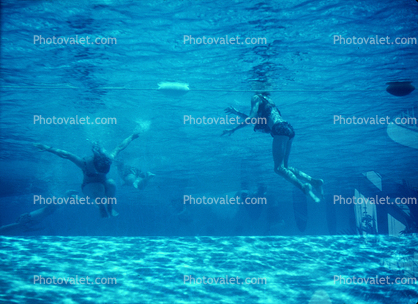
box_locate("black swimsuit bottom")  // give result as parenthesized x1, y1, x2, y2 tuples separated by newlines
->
(255, 97, 295, 139)
(270, 121, 295, 139)
(82, 160, 108, 189)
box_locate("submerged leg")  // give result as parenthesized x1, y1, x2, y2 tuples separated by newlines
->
(105, 179, 118, 217)
(284, 139, 323, 197)
(134, 172, 155, 189)
(83, 183, 109, 218)
(288, 167, 324, 198)
(272, 136, 320, 203)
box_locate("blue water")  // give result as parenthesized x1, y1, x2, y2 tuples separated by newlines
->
(1, 0, 418, 303)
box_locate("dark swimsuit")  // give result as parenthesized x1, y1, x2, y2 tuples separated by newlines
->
(254, 96, 295, 139)
(81, 158, 107, 189)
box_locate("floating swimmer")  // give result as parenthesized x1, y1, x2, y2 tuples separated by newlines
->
(222, 93, 324, 203)
(0, 190, 77, 235)
(34, 129, 142, 218)
(116, 162, 155, 190)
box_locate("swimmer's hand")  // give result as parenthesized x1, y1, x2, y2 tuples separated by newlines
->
(34, 143, 50, 151)
(224, 106, 239, 115)
(133, 121, 151, 138)
(132, 125, 144, 139)
(221, 129, 234, 136)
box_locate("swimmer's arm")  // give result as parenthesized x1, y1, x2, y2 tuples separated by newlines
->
(34, 143, 84, 168)
(224, 106, 248, 120)
(30, 206, 57, 221)
(221, 101, 260, 136)
(110, 133, 139, 159)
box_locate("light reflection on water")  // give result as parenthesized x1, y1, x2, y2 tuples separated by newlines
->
(0, 235, 416, 303)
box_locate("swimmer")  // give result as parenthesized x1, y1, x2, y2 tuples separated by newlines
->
(116, 161, 155, 190)
(222, 93, 324, 203)
(0, 190, 77, 235)
(34, 130, 142, 218)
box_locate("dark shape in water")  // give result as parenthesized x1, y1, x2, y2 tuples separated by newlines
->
(386, 81, 415, 96)
(293, 189, 308, 232)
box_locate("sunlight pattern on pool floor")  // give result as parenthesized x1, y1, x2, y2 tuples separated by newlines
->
(0, 235, 417, 303)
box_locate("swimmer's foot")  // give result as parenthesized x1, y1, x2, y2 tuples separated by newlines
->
(146, 171, 156, 178)
(310, 179, 324, 199)
(111, 209, 119, 217)
(302, 183, 321, 203)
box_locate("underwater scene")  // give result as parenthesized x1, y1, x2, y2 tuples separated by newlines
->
(0, 0, 417, 303)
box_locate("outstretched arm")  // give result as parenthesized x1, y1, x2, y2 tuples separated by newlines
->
(224, 106, 249, 120)
(221, 119, 249, 136)
(221, 98, 261, 136)
(110, 133, 139, 159)
(34, 143, 84, 168)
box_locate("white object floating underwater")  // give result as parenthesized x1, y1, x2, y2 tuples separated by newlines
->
(158, 82, 190, 97)
(387, 122, 418, 149)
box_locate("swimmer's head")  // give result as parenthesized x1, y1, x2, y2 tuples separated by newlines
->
(92, 142, 112, 174)
(258, 92, 271, 102)
(252, 92, 271, 106)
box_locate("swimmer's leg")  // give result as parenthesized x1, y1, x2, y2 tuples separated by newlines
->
(133, 178, 143, 189)
(105, 179, 118, 217)
(83, 183, 108, 218)
(283, 139, 324, 198)
(288, 167, 324, 198)
(0, 222, 22, 235)
(133, 172, 155, 189)
(273, 136, 320, 203)
(123, 173, 136, 186)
